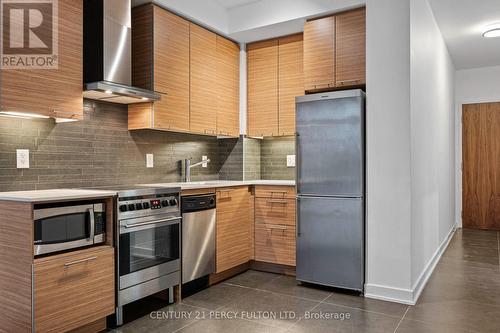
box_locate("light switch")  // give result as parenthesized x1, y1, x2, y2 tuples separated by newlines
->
(202, 156, 208, 168)
(287, 155, 296, 167)
(17, 149, 29, 169)
(146, 154, 154, 168)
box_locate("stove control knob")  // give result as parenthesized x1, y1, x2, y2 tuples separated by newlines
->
(143, 202, 150, 209)
(119, 205, 128, 212)
(162, 200, 169, 207)
(169, 198, 178, 206)
(209, 197, 215, 206)
(135, 203, 143, 210)
(128, 204, 136, 211)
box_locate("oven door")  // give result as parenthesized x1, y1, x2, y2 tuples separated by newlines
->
(119, 216, 181, 289)
(34, 204, 95, 256)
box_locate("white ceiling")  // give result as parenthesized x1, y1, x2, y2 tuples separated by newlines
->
(213, 0, 260, 9)
(428, 0, 500, 69)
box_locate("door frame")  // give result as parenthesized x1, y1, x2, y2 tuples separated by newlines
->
(456, 98, 500, 229)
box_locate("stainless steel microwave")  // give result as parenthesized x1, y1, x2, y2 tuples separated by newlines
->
(34, 203, 106, 256)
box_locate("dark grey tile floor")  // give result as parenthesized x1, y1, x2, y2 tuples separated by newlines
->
(112, 228, 500, 333)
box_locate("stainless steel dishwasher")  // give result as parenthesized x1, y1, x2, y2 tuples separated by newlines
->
(181, 194, 216, 284)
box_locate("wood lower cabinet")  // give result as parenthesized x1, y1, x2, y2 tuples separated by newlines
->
(303, 16, 335, 92)
(254, 186, 296, 266)
(0, 0, 83, 120)
(216, 187, 251, 273)
(190, 24, 217, 135)
(255, 224, 296, 266)
(335, 7, 366, 87)
(216, 37, 240, 137)
(34, 246, 115, 333)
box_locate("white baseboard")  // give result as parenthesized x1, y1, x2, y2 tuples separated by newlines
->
(410, 222, 456, 303)
(365, 222, 457, 305)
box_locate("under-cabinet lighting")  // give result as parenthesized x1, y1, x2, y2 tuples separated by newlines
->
(141, 97, 149, 101)
(55, 118, 79, 123)
(104, 90, 113, 94)
(0, 111, 50, 119)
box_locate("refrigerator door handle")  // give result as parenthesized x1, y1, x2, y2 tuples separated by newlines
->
(295, 133, 300, 195)
(296, 196, 300, 237)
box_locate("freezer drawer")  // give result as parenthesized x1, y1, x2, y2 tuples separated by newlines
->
(296, 92, 365, 197)
(296, 196, 364, 291)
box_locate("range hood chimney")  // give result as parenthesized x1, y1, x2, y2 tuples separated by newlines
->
(83, 0, 160, 104)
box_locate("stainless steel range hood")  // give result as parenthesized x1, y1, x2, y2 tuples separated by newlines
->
(83, 0, 160, 104)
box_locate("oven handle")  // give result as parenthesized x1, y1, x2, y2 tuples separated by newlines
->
(122, 216, 181, 230)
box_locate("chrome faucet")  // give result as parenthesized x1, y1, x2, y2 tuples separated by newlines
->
(183, 158, 211, 182)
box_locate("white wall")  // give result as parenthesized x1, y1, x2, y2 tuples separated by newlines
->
(365, 0, 413, 303)
(409, 0, 456, 299)
(365, 0, 456, 305)
(455, 65, 500, 228)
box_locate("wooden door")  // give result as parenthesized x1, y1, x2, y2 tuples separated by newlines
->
(278, 34, 303, 136)
(1, 0, 83, 120)
(303, 16, 335, 92)
(335, 7, 366, 87)
(462, 102, 500, 230)
(190, 24, 217, 135)
(247, 39, 279, 137)
(216, 187, 250, 273)
(216, 36, 240, 137)
(153, 6, 190, 131)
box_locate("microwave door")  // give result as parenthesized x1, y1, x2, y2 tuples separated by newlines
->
(34, 204, 95, 256)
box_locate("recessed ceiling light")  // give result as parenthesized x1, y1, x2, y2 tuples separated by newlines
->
(141, 97, 149, 101)
(482, 24, 500, 38)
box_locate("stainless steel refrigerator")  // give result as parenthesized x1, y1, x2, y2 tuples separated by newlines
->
(295, 89, 365, 292)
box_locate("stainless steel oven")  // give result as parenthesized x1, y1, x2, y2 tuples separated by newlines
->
(113, 187, 181, 326)
(34, 202, 106, 256)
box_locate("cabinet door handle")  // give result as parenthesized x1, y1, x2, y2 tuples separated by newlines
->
(64, 256, 97, 268)
(337, 79, 360, 86)
(267, 199, 288, 204)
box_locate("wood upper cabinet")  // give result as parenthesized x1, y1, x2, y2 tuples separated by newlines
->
(335, 7, 366, 87)
(0, 0, 83, 120)
(278, 34, 303, 136)
(216, 36, 240, 137)
(190, 24, 217, 135)
(130, 4, 190, 132)
(303, 7, 365, 92)
(247, 39, 279, 137)
(216, 187, 250, 273)
(303, 16, 335, 91)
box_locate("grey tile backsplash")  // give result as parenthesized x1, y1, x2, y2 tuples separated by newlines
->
(0, 101, 295, 192)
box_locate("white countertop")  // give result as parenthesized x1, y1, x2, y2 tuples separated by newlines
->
(0, 181, 295, 202)
(141, 180, 295, 190)
(0, 189, 117, 203)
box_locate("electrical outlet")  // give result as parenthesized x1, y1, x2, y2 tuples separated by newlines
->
(17, 149, 29, 169)
(202, 155, 208, 168)
(146, 154, 154, 168)
(287, 155, 296, 167)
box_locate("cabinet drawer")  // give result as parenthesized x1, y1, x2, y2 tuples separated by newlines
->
(254, 186, 296, 200)
(34, 246, 115, 333)
(255, 198, 296, 226)
(255, 223, 296, 266)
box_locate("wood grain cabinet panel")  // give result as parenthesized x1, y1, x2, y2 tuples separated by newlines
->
(254, 185, 296, 200)
(255, 223, 296, 266)
(216, 37, 240, 137)
(255, 198, 296, 226)
(34, 246, 115, 333)
(190, 24, 218, 135)
(278, 34, 303, 136)
(154, 7, 190, 131)
(247, 39, 279, 137)
(216, 187, 250, 273)
(0, 0, 83, 120)
(130, 5, 190, 132)
(335, 8, 366, 87)
(303, 16, 335, 92)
